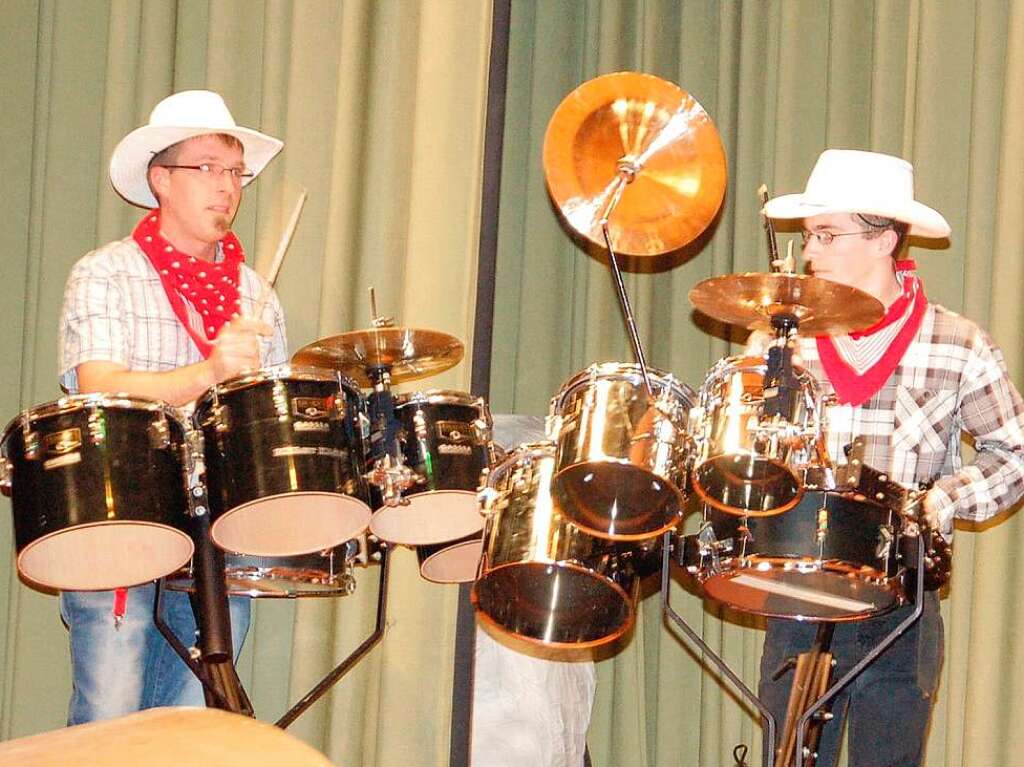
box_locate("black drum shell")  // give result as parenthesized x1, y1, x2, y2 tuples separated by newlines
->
(395, 393, 491, 497)
(2, 401, 190, 552)
(683, 491, 905, 621)
(196, 375, 369, 519)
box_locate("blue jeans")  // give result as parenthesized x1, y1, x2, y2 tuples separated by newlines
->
(60, 584, 250, 725)
(759, 591, 943, 767)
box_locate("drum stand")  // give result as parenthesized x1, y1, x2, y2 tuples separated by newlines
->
(660, 530, 927, 766)
(153, 482, 393, 727)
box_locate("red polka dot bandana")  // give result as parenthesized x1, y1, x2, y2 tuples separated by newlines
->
(133, 209, 244, 358)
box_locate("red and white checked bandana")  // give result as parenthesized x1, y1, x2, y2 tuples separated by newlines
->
(133, 210, 244, 358)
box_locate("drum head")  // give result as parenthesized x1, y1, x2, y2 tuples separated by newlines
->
(418, 536, 483, 583)
(210, 492, 371, 557)
(554, 462, 684, 540)
(702, 565, 901, 621)
(472, 561, 633, 648)
(369, 491, 484, 546)
(18, 523, 194, 591)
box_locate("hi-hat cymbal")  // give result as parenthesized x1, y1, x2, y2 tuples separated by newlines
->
(543, 71, 728, 257)
(689, 273, 885, 336)
(291, 328, 464, 386)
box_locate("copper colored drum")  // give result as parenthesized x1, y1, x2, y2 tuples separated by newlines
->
(472, 442, 642, 648)
(689, 356, 826, 517)
(0, 395, 193, 591)
(550, 363, 694, 540)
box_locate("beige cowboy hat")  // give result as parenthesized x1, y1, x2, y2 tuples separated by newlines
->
(109, 90, 283, 209)
(762, 149, 951, 238)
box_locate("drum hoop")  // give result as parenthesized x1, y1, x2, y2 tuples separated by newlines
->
(199, 365, 361, 402)
(395, 389, 489, 411)
(554, 362, 694, 410)
(1, 393, 186, 445)
(702, 355, 820, 395)
(485, 441, 555, 489)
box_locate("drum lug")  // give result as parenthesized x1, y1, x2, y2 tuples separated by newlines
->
(22, 430, 41, 460)
(211, 404, 231, 433)
(148, 417, 170, 450)
(272, 380, 289, 420)
(0, 457, 11, 497)
(816, 505, 829, 543)
(472, 417, 491, 445)
(875, 526, 894, 561)
(87, 410, 105, 446)
(413, 409, 429, 440)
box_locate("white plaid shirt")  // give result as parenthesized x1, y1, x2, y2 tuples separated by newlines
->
(793, 302, 1024, 534)
(59, 236, 288, 397)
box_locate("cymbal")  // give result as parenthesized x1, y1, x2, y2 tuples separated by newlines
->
(543, 71, 727, 257)
(291, 328, 464, 386)
(689, 273, 885, 336)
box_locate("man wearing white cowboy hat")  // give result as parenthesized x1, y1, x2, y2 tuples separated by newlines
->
(756, 149, 1024, 765)
(57, 90, 287, 724)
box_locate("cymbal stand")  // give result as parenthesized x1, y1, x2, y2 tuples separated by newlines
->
(660, 531, 777, 767)
(152, 486, 253, 716)
(275, 541, 392, 729)
(364, 365, 418, 504)
(791, 537, 925, 766)
(599, 163, 654, 397)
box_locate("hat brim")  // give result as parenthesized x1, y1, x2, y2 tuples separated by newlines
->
(763, 193, 951, 239)
(109, 125, 283, 209)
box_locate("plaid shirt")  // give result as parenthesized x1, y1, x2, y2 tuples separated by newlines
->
(59, 236, 288, 398)
(793, 302, 1024, 534)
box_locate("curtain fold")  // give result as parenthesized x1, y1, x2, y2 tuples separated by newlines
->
(491, 1, 1024, 765)
(0, 3, 491, 765)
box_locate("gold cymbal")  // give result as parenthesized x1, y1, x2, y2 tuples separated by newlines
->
(543, 71, 728, 257)
(689, 273, 885, 336)
(291, 328, 465, 387)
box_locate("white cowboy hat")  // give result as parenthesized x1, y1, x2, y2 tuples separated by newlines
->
(762, 149, 951, 238)
(109, 90, 283, 209)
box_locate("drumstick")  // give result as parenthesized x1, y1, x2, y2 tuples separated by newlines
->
(252, 189, 307, 320)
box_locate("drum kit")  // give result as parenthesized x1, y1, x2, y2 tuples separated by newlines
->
(0, 71, 948, 760)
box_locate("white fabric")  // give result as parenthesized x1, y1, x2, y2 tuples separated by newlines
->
(471, 626, 596, 767)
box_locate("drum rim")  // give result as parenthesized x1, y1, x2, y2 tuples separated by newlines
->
(395, 389, 489, 411)
(199, 364, 361, 400)
(553, 361, 695, 410)
(2, 393, 186, 446)
(484, 441, 555, 490)
(471, 558, 636, 649)
(701, 354, 819, 394)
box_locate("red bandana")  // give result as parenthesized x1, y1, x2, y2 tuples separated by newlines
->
(815, 260, 927, 406)
(133, 210, 244, 358)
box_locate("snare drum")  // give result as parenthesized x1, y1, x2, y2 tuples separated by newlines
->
(472, 442, 643, 648)
(682, 491, 905, 621)
(550, 363, 694, 540)
(166, 540, 360, 598)
(689, 356, 827, 517)
(196, 367, 371, 557)
(369, 390, 492, 546)
(0, 395, 193, 591)
(417, 533, 483, 584)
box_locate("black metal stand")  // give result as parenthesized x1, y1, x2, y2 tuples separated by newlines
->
(275, 544, 392, 729)
(152, 508, 254, 716)
(663, 529, 928, 766)
(660, 531, 778, 767)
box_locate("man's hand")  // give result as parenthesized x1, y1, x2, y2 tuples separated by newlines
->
(208, 316, 273, 383)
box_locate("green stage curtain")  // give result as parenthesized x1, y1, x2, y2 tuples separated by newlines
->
(490, 1, 1024, 765)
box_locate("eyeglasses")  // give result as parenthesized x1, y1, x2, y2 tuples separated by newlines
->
(160, 163, 254, 182)
(800, 229, 872, 247)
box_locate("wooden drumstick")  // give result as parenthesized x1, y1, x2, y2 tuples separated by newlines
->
(252, 189, 307, 320)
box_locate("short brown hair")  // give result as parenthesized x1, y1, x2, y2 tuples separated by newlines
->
(855, 213, 910, 259)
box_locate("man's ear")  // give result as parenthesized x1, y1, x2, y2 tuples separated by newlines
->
(874, 228, 899, 259)
(148, 165, 170, 203)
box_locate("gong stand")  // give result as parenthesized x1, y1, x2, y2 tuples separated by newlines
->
(599, 168, 655, 397)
